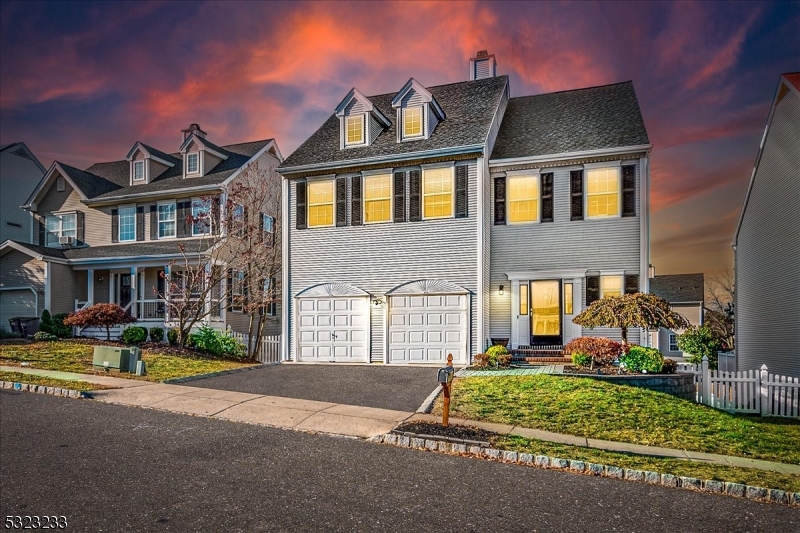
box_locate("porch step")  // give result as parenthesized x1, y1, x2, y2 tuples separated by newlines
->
(518, 356, 572, 365)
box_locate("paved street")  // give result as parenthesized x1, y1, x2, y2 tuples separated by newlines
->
(185, 364, 438, 412)
(2, 391, 797, 533)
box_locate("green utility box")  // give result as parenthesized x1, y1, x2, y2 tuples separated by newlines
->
(92, 346, 141, 372)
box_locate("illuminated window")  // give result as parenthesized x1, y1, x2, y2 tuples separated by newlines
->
(519, 284, 528, 316)
(587, 168, 619, 218)
(403, 106, 423, 137)
(422, 166, 453, 219)
(600, 275, 622, 298)
(364, 174, 392, 223)
(507, 175, 539, 223)
(564, 283, 573, 315)
(187, 153, 199, 174)
(308, 181, 334, 227)
(119, 207, 136, 242)
(346, 115, 364, 145)
(134, 161, 145, 181)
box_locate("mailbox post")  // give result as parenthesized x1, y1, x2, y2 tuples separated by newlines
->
(437, 353, 455, 427)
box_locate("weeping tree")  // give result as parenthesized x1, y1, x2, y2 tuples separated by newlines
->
(573, 293, 690, 347)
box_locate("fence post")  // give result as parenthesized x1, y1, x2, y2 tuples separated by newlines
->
(760, 364, 769, 416)
(701, 356, 710, 406)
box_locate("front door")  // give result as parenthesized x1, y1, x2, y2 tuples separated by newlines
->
(530, 280, 562, 346)
(119, 274, 132, 313)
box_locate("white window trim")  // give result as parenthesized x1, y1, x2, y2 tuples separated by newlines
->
(307, 179, 336, 228)
(421, 163, 455, 220)
(585, 166, 622, 220)
(599, 274, 624, 299)
(56, 176, 66, 192)
(344, 114, 366, 147)
(506, 173, 541, 225)
(262, 213, 275, 234)
(133, 160, 146, 182)
(44, 211, 78, 247)
(157, 201, 177, 240)
(669, 334, 679, 351)
(230, 269, 246, 313)
(191, 197, 212, 236)
(118, 205, 137, 242)
(186, 152, 200, 175)
(402, 105, 425, 140)
(362, 173, 393, 225)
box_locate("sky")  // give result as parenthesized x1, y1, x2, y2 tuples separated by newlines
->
(1, 1, 798, 277)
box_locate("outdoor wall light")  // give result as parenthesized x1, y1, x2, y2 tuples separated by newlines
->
(97, 276, 104, 283)
(499, 285, 504, 295)
(372, 298, 385, 307)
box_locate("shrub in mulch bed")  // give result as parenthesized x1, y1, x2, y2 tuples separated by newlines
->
(69, 337, 234, 360)
(394, 421, 496, 443)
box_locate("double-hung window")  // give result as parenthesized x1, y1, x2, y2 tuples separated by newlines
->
(187, 153, 199, 174)
(45, 213, 77, 247)
(507, 175, 539, 223)
(118, 207, 136, 242)
(262, 277, 277, 316)
(192, 198, 212, 235)
(364, 174, 392, 223)
(422, 166, 453, 219)
(600, 275, 622, 299)
(669, 334, 679, 352)
(587, 168, 620, 218)
(345, 115, 364, 145)
(230, 270, 245, 312)
(308, 180, 334, 227)
(133, 161, 145, 181)
(402, 106, 423, 138)
(262, 213, 274, 234)
(158, 203, 176, 238)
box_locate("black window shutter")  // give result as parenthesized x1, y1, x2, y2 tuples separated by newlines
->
(586, 275, 600, 306)
(455, 165, 468, 218)
(38, 218, 45, 246)
(212, 196, 221, 233)
(149, 205, 158, 240)
(226, 269, 234, 311)
(351, 176, 362, 226)
(136, 206, 145, 241)
(494, 177, 506, 225)
(393, 171, 406, 222)
(409, 170, 421, 221)
(570, 170, 584, 221)
(622, 165, 636, 217)
(541, 173, 554, 223)
(183, 202, 192, 237)
(111, 209, 119, 243)
(336, 177, 347, 227)
(176, 202, 185, 238)
(296, 182, 307, 230)
(76, 211, 85, 244)
(625, 274, 639, 294)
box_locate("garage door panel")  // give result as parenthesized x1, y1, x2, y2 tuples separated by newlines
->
(388, 293, 468, 365)
(297, 295, 369, 363)
(317, 315, 332, 327)
(445, 331, 461, 343)
(446, 295, 462, 307)
(409, 313, 424, 326)
(351, 330, 366, 342)
(333, 315, 348, 326)
(445, 313, 462, 325)
(427, 331, 442, 343)
(427, 313, 442, 325)
(409, 348, 425, 361)
(409, 331, 424, 343)
(352, 315, 367, 326)
(410, 296, 425, 308)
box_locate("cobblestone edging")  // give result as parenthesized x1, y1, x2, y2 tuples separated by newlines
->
(368, 433, 800, 507)
(0, 380, 90, 399)
(163, 362, 279, 384)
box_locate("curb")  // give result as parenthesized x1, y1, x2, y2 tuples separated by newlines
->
(368, 433, 800, 507)
(163, 362, 279, 384)
(0, 380, 91, 399)
(416, 385, 442, 413)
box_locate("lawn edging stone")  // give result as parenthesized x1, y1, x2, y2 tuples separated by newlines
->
(369, 433, 799, 507)
(0, 380, 89, 399)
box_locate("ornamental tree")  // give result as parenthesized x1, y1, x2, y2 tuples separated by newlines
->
(677, 325, 721, 369)
(63, 303, 136, 341)
(572, 292, 690, 347)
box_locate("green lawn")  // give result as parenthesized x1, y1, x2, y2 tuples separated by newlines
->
(433, 375, 800, 464)
(0, 340, 256, 382)
(0, 370, 114, 392)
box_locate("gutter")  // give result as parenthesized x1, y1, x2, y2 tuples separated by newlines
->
(489, 144, 653, 167)
(84, 184, 224, 206)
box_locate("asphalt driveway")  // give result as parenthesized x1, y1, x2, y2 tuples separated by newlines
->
(184, 364, 439, 412)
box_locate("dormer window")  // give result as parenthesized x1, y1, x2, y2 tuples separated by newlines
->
(402, 106, 423, 138)
(133, 161, 145, 181)
(346, 115, 365, 146)
(187, 153, 199, 174)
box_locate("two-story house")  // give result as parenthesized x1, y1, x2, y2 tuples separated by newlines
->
(648, 272, 705, 358)
(0, 142, 46, 244)
(278, 51, 651, 365)
(0, 124, 282, 337)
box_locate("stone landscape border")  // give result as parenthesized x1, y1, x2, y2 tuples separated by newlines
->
(0, 380, 90, 399)
(369, 432, 800, 507)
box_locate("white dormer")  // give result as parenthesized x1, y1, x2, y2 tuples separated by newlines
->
(335, 88, 391, 149)
(391, 78, 445, 142)
(469, 50, 497, 80)
(125, 141, 176, 185)
(178, 126, 228, 178)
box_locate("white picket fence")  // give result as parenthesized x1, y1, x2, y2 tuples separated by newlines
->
(681, 357, 800, 418)
(230, 332, 282, 363)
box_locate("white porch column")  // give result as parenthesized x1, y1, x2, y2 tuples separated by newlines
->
(510, 279, 520, 349)
(572, 277, 583, 340)
(130, 266, 138, 318)
(203, 262, 212, 324)
(44, 262, 51, 312)
(87, 269, 94, 305)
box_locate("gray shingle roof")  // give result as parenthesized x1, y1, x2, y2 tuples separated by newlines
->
(63, 239, 213, 260)
(279, 76, 509, 171)
(1, 240, 67, 260)
(139, 143, 181, 165)
(490, 81, 649, 160)
(649, 274, 705, 303)
(58, 162, 122, 198)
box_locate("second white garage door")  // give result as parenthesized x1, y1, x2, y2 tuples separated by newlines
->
(0, 289, 37, 332)
(296, 296, 369, 363)
(388, 294, 468, 365)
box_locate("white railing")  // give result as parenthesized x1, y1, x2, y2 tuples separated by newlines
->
(230, 332, 282, 363)
(683, 357, 799, 418)
(137, 299, 166, 320)
(73, 300, 89, 312)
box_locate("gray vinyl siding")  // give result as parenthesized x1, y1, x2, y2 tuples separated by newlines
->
(150, 159, 169, 181)
(401, 90, 426, 107)
(489, 160, 641, 344)
(427, 107, 440, 137)
(735, 88, 800, 376)
(345, 99, 369, 115)
(370, 302, 385, 363)
(203, 151, 223, 175)
(49, 262, 81, 314)
(0, 250, 45, 314)
(226, 310, 281, 336)
(658, 328, 683, 358)
(0, 148, 43, 244)
(287, 161, 480, 361)
(36, 178, 112, 247)
(368, 114, 382, 145)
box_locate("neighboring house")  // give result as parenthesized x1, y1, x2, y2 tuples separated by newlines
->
(648, 273, 704, 358)
(733, 72, 800, 377)
(0, 124, 282, 337)
(278, 50, 651, 365)
(0, 142, 46, 244)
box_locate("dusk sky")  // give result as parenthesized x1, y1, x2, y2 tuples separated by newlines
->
(1, 1, 798, 277)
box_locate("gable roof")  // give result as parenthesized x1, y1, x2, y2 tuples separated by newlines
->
(0, 240, 67, 261)
(126, 141, 179, 166)
(0, 142, 46, 173)
(0, 238, 211, 263)
(179, 133, 229, 159)
(649, 274, 705, 303)
(391, 78, 445, 119)
(279, 75, 509, 173)
(490, 81, 650, 161)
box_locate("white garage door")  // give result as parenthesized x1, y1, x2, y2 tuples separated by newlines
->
(0, 289, 37, 332)
(297, 297, 369, 362)
(389, 294, 468, 365)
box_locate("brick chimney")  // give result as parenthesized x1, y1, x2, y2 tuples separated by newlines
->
(469, 50, 497, 80)
(181, 123, 207, 141)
